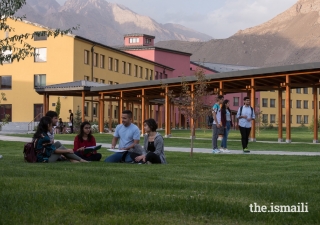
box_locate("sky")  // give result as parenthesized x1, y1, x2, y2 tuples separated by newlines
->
(56, 0, 298, 39)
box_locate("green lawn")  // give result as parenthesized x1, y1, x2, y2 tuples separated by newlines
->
(0, 141, 319, 224)
(5, 127, 320, 152)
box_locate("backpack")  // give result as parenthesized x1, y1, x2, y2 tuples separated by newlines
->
(239, 106, 254, 117)
(23, 139, 38, 163)
(208, 116, 214, 124)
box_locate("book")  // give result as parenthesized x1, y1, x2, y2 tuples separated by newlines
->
(84, 145, 102, 154)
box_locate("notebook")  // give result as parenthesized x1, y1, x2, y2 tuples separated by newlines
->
(84, 145, 102, 154)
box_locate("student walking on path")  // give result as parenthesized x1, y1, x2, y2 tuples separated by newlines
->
(220, 99, 232, 153)
(236, 97, 255, 153)
(212, 95, 224, 154)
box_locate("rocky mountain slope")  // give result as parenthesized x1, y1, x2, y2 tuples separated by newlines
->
(15, 0, 212, 46)
(157, 0, 320, 67)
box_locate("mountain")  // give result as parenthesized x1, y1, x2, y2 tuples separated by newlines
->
(15, 0, 212, 46)
(156, 0, 320, 67)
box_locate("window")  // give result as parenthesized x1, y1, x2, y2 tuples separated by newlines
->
(84, 50, 89, 64)
(303, 100, 308, 109)
(4, 31, 9, 38)
(100, 79, 105, 83)
(303, 88, 308, 94)
(33, 31, 47, 41)
(34, 74, 46, 88)
(296, 115, 302, 124)
(304, 115, 308, 124)
(233, 97, 239, 106)
(150, 70, 153, 80)
(2, 49, 12, 64)
(145, 38, 152, 44)
(34, 48, 47, 62)
(114, 59, 119, 72)
(84, 76, 89, 81)
(93, 103, 98, 117)
(108, 81, 113, 85)
(129, 38, 139, 43)
(0, 76, 12, 89)
(84, 102, 88, 116)
(270, 99, 275, 108)
(282, 115, 285, 123)
(145, 68, 148, 79)
(127, 63, 131, 75)
(108, 57, 113, 70)
(134, 65, 138, 77)
(0, 104, 12, 122)
(290, 100, 292, 108)
(139, 66, 143, 78)
(282, 99, 285, 108)
(160, 73, 162, 79)
(262, 114, 268, 123)
(296, 88, 301, 94)
(93, 53, 98, 67)
(270, 114, 276, 123)
(33, 104, 43, 122)
(122, 61, 126, 74)
(114, 106, 119, 118)
(262, 98, 268, 107)
(155, 71, 159, 79)
(100, 55, 105, 68)
(93, 78, 98, 82)
(114, 82, 119, 85)
(296, 100, 301, 108)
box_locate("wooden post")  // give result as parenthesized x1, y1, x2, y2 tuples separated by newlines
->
(82, 91, 85, 122)
(250, 79, 256, 142)
(99, 93, 104, 133)
(109, 101, 112, 132)
(190, 84, 195, 138)
(43, 94, 47, 116)
(141, 89, 145, 135)
(313, 86, 318, 143)
(119, 91, 123, 125)
(285, 75, 291, 143)
(159, 105, 162, 129)
(46, 94, 49, 113)
(179, 111, 181, 129)
(165, 86, 171, 137)
(278, 89, 283, 142)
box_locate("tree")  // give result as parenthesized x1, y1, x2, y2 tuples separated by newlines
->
(55, 97, 61, 118)
(73, 106, 82, 132)
(0, 0, 78, 65)
(163, 67, 213, 156)
(0, 93, 10, 129)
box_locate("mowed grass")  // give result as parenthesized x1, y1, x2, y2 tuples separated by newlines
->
(0, 141, 320, 225)
(6, 127, 320, 152)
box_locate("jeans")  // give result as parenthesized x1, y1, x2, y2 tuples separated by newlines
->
(212, 124, 218, 149)
(104, 152, 132, 163)
(239, 126, 251, 149)
(221, 121, 231, 148)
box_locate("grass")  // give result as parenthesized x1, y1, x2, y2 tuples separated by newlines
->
(1, 141, 320, 224)
(5, 127, 320, 152)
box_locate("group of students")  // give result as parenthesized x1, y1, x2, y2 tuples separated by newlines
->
(33, 110, 166, 164)
(212, 95, 255, 153)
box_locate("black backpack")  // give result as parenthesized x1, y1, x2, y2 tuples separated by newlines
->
(208, 116, 214, 124)
(23, 139, 38, 163)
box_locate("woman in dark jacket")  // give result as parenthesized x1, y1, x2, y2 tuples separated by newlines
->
(220, 100, 233, 153)
(134, 118, 167, 164)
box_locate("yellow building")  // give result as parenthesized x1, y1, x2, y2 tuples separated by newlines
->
(259, 88, 317, 127)
(0, 19, 170, 131)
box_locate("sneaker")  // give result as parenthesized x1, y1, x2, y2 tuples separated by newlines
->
(146, 161, 152, 164)
(221, 148, 231, 153)
(243, 148, 250, 153)
(212, 149, 220, 154)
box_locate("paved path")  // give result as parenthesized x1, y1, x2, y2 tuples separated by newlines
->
(1, 135, 320, 156)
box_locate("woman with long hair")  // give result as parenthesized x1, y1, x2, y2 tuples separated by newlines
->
(33, 116, 87, 163)
(220, 99, 233, 153)
(73, 121, 102, 161)
(134, 118, 166, 164)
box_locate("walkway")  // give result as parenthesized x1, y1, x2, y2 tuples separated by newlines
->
(1, 135, 320, 156)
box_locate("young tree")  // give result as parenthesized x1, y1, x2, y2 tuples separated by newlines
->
(0, 0, 78, 65)
(163, 67, 213, 156)
(55, 97, 61, 118)
(0, 93, 10, 129)
(73, 106, 82, 132)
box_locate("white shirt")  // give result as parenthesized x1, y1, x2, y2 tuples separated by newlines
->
(236, 105, 255, 128)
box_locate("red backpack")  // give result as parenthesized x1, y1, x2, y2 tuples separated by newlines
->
(23, 139, 38, 163)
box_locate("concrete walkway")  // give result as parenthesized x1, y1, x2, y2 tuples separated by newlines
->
(1, 135, 320, 156)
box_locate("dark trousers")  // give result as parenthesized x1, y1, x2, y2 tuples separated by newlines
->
(239, 126, 251, 149)
(75, 152, 102, 161)
(70, 124, 73, 133)
(146, 152, 161, 164)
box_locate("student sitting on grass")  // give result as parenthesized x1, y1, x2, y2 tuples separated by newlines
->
(33, 116, 88, 163)
(134, 118, 167, 164)
(73, 121, 102, 161)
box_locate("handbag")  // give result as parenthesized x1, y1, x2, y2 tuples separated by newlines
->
(218, 126, 225, 135)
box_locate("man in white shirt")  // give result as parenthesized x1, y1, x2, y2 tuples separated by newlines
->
(236, 97, 255, 153)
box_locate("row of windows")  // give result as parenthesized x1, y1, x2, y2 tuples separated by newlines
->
(2, 47, 47, 64)
(261, 114, 309, 124)
(0, 75, 45, 89)
(263, 98, 320, 109)
(83, 76, 118, 85)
